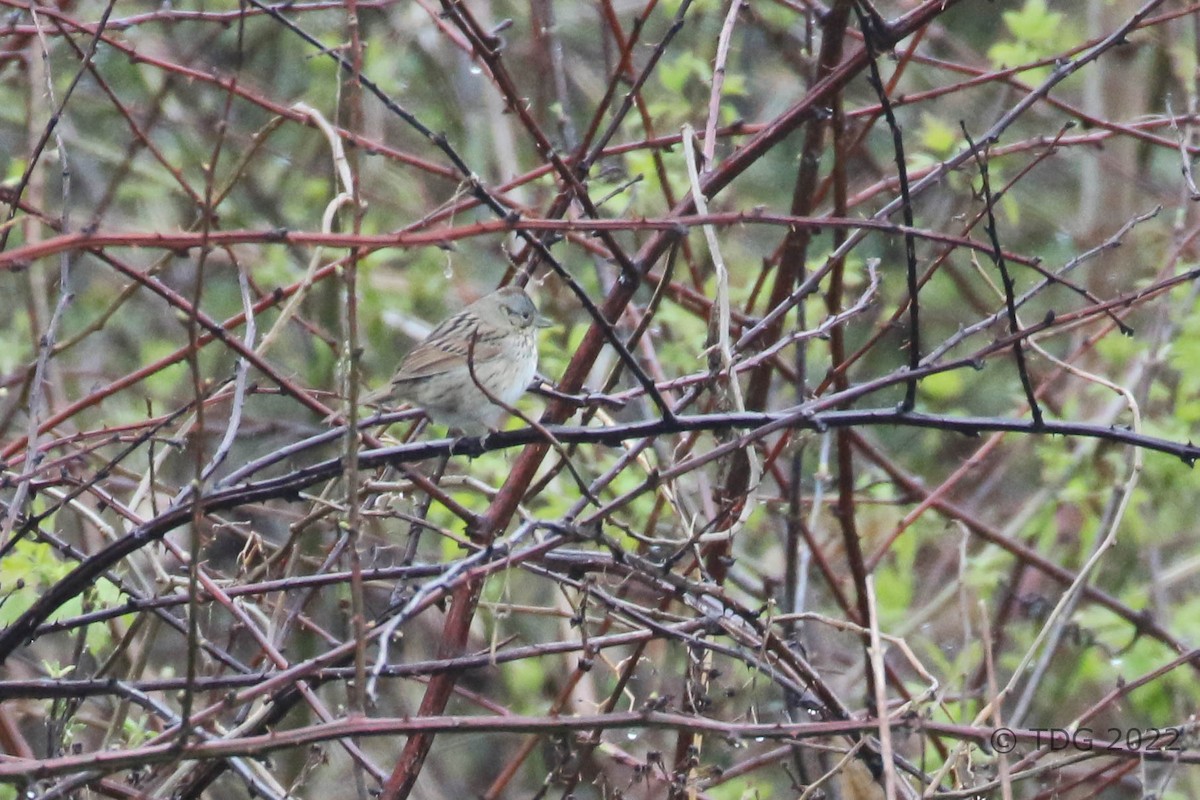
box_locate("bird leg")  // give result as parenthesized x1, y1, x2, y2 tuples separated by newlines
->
(447, 430, 490, 459)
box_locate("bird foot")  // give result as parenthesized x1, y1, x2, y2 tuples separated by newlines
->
(448, 431, 491, 458)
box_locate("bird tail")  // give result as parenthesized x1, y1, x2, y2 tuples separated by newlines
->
(321, 383, 391, 425)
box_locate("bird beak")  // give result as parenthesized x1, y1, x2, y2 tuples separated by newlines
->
(535, 315, 553, 329)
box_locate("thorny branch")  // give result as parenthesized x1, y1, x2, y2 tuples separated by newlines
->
(4, 1, 1200, 799)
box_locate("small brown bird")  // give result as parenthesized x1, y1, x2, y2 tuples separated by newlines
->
(372, 285, 552, 435)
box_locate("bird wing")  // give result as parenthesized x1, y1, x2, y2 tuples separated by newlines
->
(393, 313, 506, 380)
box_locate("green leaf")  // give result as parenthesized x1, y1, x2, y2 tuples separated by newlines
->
(919, 370, 965, 404)
(918, 113, 958, 157)
(1002, 0, 1064, 46)
(657, 52, 708, 95)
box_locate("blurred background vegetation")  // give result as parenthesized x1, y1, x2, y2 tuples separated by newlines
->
(4, 0, 1200, 798)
